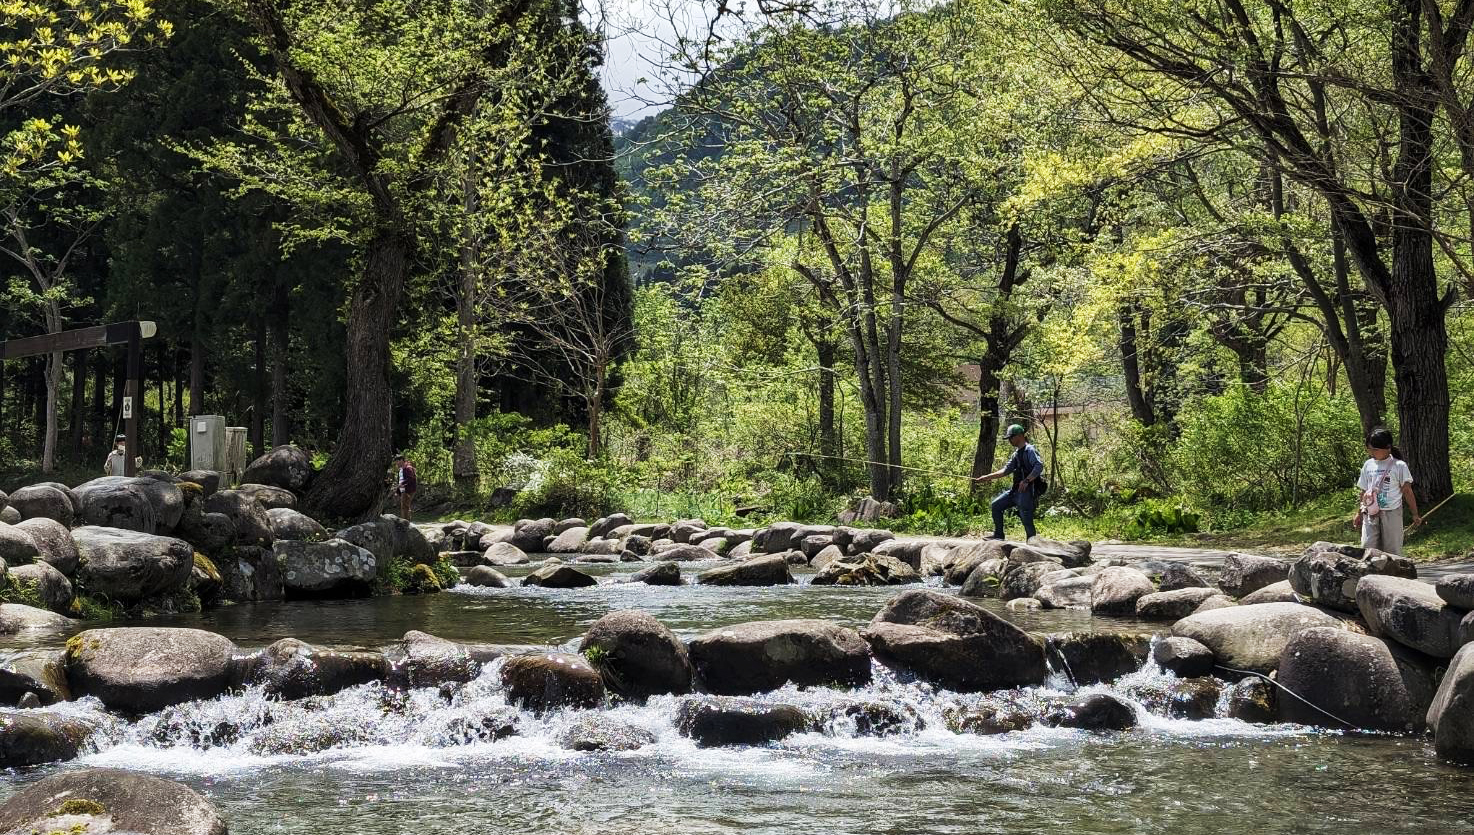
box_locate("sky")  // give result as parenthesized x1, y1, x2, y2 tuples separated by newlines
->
(592, 0, 701, 121)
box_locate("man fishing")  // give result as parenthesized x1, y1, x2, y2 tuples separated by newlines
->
(974, 423, 1045, 541)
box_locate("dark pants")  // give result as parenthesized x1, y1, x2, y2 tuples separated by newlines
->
(992, 487, 1037, 540)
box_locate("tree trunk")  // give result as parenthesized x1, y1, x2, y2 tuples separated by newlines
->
(250, 314, 267, 458)
(816, 337, 838, 480)
(271, 281, 291, 446)
(91, 349, 105, 453)
(69, 349, 86, 458)
(1119, 303, 1155, 426)
(970, 362, 1003, 490)
(452, 186, 478, 491)
(41, 349, 60, 474)
(586, 371, 604, 459)
(304, 229, 411, 520)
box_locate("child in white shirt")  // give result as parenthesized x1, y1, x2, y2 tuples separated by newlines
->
(1353, 428, 1422, 555)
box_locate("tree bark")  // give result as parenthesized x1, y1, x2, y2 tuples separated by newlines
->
(91, 348, 105, 453)
(41, 349, 60, 474)
(970, 362, 1002, 487)
(816, 336, 838, 478)
(271, 281, 291, 447)
(1119, 303, 1155, 426)
(452, 171, 478, 491)
(303, 230, 411, 519)
(69, 349, 86, 457)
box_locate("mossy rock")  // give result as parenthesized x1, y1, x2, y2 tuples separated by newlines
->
(404, 563, 442, 595)
(50, 798, 106, 816)
(193, 553, 222, 584)
(176, 481, 204, 505)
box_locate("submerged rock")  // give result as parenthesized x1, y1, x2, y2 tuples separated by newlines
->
(0, 767, 228, 835)
(1223, 676, 1277, 723)
(821, 700, 925, 737)
(557, 715, 656, 752)
(863, 589, 1046, 692)
(0, 710, 95, 767)
(463, 565, 511, 588)
(631, 561, 681, 585)
(675, 695, 808, 746)
(1171, 602, 1345, 674)
(500, 652, 605, 713)
(1276, 627, 1435, 733)
(943, 702, 1034, 735)
(65, 627, 237, 713)
(522, 564, 597, 588)
(242, 638, 389, 700)
(1043, 693, 1137, 731)
(688, 619, 870, 695)
(579, 610, 693, 700)
(1045, 633, 1150, 685)
(1119, 675, 1223, 721)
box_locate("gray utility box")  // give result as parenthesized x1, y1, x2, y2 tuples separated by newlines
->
(190, 415, 227, 472)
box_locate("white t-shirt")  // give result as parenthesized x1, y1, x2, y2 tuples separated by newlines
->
(1358, 458, 1413, 510)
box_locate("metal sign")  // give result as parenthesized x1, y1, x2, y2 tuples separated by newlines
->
(122, 397, 133, 419)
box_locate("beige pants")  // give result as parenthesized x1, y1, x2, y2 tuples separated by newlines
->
(1361, 511, 1405, 556)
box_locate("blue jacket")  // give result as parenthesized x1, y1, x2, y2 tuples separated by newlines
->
(1004, 443, 1044, 490)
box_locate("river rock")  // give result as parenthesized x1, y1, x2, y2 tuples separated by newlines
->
(630, 561, 681, 585)
(863, 589, 1046, 692)
(1171, 601, 1345, 674)
(943, 701, 1034, 735)
(178, 470, 223, 497)
(1152, 636, 1215, 677)
(1027, 537, 1092, 568)
(72, 478, 158, 533)
(1135, 587, 1222, 620)
(507, 518, 554, 553)
(688, 619, 870, 695)
(65, 627, 237, 713)
(176, 509, 236, 556)
(215, 545, 284, 602)
(73, 526, 193, 604)
(580, 538, 621, 557)
(380, 515, 434, 565)
(0, 767, 228, 835)
(547, 526, 590, 554)
(1045, 633, 1150, 685)
(727, 540, 754, 560)
(1193, 594, 1237, 614)
(1035, 575, 1094, 609)
(998, 561, 1061, 600)
(6, 484, 74, 527)
(0, 523, 38, 565)
(0, 507, 13, 525)
(0, 650, 69, 705)
(676, 695, 808, 746)
(1427, 643, 1474, 763)
(1007, 597, 1042, 611)
(464, 565, 511, 588)
(204, 489, 273, 547)
(241, 444, 314, 493)
(500, 652, 604, 712)
(1289, 542, 1417, 612)
(1276, 627, 1435, 732)
(1043, 693, 1137, 730)
(275, 538, 376, 598)
(590, 513, 632, 539)
(944, 539, 1011, 585)
(1355, 575, 1463, 659)
(385, 631, 505, 689)
(1218, 553, 1290, 598)
(653, 543, 720, 562)
(1091, 566, 1155, 614)
(523, 564, 597, 588)
(557, 715, 656, 752)
(1241, 580, 1299, 605)
(580, 610, 693, 700)
(846, 529, 895, 555)
(8, 561, 73, 614)
(265, 509, 327, 544)
(0, 711, 94, 767)
(696, 554, 794, 586)
(14, 517, 77, 575)
(243, 638, 388, 700)
(1157, 562, 1211, 591)
(812, 553, 920, 586)
(1436, 574, 1474, 610)
(0, 604, 73, 634)
(483, 542, 531, 566)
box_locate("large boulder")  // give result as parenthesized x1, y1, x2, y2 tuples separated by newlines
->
(176, 510, 236, 556)
(631, 561, 681, 585)
(811, 554, 920, 586)
(74, 478, 158, 532)
(509, 518, 556, 553)
(522, 564, 597, 588)
(385, 630, 505, 689)
(862, 589, 1046, 692)
(8, 561, 73, 615)
(0, 523, 38, 565)
(65, 627, 237, 713)
(1171, 601, 1345, 674)
(1241, 580, 1299, 605)
(1355, 575, 1463, 659)
(266, 507, 327, 542)
(0, 711, 94, 767)
(241, 444, 314, 493)
(204, 489, 274, 547)
(579, 610, 693, 700)
(500, 652, 605, 712)
(0, 768, 228, 835)
(1043, 694, 1137, 731)
(5, 484, 74, 527)
(676, 695, 808, 746)
(483, 542, 530, 566)
(1217, 553, 1290, 598)
(589, 513, 633, 539)
(463, 565, 511, 588)
(242, 638, 388, 699)
(547, 526, 591, 554)
(0, 649, 69, 705)
(687, 619, 870, 695)
(129, 478, 185, 532)
(215, 545, 284, 602)
(1135, 587, 1222, 620)
(274, 539, 377, 598)
(696, 554, 795, 587)
(73, 526, 193, 604)
(1035, 575, 1094, 609)
(1044, 633, 1150, 685)
(1277, 627, 1435, 733)
(943, 539, 1010, 585)
(236, 483, 297, 510)
(1289, 542, 1417, 612)
(0, 604, 74, 635)
(1436, 574, 1474, 610)
(178, 470, 223, 497)
(1151, 636, 1215, 678)
(335, 518, 397, 565)
(1427, 643, 1474, 763)
(1090, 567, 1155, 614)
(1026, 537, 1092, 568)
(14, 517, 78, 575)
(997, 561, 1061, 601)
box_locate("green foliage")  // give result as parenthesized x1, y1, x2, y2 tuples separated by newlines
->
(404, 563, 443, 595)
(1121, 499, 1201, 539)
(429, 553, 460, 590)
(514, 448, 628, 520)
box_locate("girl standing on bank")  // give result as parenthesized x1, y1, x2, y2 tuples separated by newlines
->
(1354, 428, 1423, 556)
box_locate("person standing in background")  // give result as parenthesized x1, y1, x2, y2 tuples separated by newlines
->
(104, 434, 128, 476)
(395, 454, 418, 520)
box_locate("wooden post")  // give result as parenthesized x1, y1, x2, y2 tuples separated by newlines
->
(124, 323, 141, 476)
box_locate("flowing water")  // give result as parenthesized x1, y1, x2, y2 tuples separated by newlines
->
(2, 561, 1473, 834)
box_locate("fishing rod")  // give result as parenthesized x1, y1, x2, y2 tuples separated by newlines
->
(1406, 491, 1458, 535)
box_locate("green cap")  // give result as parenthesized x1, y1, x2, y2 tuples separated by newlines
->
(1006, 423, 1026, 439)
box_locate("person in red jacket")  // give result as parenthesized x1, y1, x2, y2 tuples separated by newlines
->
(394, 454, 418, 520)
